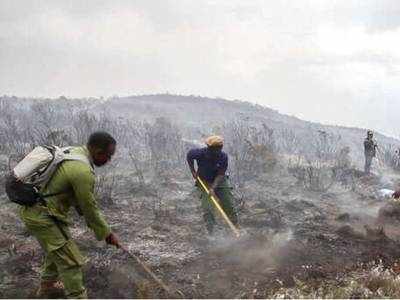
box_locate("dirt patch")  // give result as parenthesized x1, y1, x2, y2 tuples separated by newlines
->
(3, 165, 400, 298)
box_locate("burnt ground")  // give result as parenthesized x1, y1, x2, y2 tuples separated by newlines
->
(2, 163, 400, 298)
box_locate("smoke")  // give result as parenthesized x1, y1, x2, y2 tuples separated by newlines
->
(209, 228, 294, 273)
(379, 173, 395, 189)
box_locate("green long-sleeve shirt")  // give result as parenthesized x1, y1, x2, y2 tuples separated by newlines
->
(20, 146, 111, 250)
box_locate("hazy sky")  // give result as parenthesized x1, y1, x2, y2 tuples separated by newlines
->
(1, 1, 400, 137)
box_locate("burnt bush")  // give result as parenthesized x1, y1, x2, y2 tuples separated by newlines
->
(222, 120, 278, 187)
(288, 158, 335, 192)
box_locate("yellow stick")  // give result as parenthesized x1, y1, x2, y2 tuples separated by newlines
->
(118, 244, 184, 298)
(197, 177, 241, 238)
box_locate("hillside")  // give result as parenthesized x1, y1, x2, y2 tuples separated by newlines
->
(97, 94, 399, 166)
(2, 95, 400, 298)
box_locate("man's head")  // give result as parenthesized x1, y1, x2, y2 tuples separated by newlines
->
(205, 135, 223, 154)
(87, 131, 116, 167)
(367, 130, 373, 138)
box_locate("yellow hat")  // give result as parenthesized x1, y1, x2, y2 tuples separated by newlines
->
(205, 135, 224, 147)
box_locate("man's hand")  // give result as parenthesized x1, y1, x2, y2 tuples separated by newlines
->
(105, 232, 120, 248)
(393, 190, 400, 199)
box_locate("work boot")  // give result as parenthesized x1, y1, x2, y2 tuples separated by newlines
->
(35, 280, 66, 299)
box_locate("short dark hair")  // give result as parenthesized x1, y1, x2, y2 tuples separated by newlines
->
(87, 131, 116, 151)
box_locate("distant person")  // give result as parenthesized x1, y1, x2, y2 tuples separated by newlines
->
(364, 130, 378, 175)
(19, 132, 120, 298)
(186, 135, 238, 235)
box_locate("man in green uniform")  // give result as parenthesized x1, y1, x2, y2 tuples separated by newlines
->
(186, 135, 238, 235)
(19, 131, 120, 298)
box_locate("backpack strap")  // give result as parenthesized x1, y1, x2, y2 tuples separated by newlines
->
(40, 151, 94, 198)
(63, 154, 94, 171)
(61, 147, 94, 171)
(41, 190, 69, 198)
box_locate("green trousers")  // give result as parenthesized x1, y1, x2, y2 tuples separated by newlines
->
(20, 205, 87, 299)
(197, 178, 238, 234)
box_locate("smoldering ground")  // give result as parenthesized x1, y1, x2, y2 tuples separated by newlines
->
(3, 96, 400, 298)
(82, 168, 400, 299)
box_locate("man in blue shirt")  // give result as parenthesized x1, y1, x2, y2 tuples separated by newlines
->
(187, 135, 238, 234)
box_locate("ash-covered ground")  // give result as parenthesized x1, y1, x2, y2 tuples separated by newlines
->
(2, 156, 400, 299)
(2, 96, 400, 298)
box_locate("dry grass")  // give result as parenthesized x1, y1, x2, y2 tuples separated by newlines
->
(268, 262, 400, 299)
